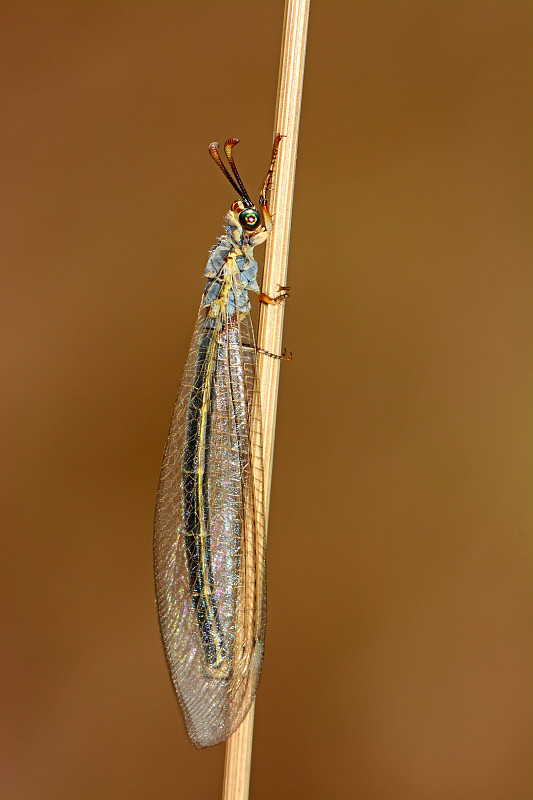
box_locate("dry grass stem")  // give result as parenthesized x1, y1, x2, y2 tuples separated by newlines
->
(221, 1, 310, 798)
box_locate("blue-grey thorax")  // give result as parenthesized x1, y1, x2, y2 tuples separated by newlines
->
(202, 218, 260, 317)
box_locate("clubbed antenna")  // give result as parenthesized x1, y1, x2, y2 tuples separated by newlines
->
(208, 141, 245, 199)
(223, 138, 253, 207)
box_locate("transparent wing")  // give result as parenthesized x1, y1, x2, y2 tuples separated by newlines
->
(154, 299, 265, 748)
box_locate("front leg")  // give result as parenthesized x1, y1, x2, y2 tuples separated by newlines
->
(258, 134, 285, 233)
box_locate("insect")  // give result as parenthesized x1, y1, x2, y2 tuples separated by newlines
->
(154, 136, 288, 748)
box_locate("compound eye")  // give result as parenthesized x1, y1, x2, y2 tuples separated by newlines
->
(238, 208, 261, 231)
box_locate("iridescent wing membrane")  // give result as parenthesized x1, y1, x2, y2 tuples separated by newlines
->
(154, 297, 265, 748)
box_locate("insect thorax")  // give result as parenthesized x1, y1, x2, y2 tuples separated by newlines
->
(202, 216, 261, 318)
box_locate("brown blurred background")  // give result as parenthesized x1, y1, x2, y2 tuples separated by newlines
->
(3, 2, 533, 798)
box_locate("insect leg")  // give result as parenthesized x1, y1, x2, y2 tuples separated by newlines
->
(256, 346, 292, 361)
(259, 134, 284, 232)
(258, 285, 290, 305)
